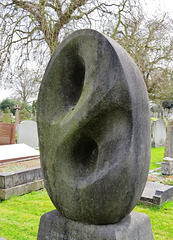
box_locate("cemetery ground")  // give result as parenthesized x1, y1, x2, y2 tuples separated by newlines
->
(0, 147, 172, 240)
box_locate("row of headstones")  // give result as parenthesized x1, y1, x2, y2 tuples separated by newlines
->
(151, 108, 173, 119)
(0, 120, 39, 149)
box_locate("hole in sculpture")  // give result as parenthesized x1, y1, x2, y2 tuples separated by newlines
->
(62, 53, 85, 109)
(73, 136, 98, 173)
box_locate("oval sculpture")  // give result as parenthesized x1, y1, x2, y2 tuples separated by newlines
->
(37, 29, 151, 224)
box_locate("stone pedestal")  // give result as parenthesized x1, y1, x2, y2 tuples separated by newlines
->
(37, 210, 153, 240)
(161, 157, 173, 175)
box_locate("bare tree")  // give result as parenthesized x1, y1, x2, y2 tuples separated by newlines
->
(2, 0, 172, 103)
(11, 66, 40, 105)
(112, 13, 173, 101)
(0, 0, 140, 89)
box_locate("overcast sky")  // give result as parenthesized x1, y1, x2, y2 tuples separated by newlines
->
(0, 0, 173, 102)
(143, 0, 173, 17)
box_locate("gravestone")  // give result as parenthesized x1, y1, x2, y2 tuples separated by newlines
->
(163, 108, 168, 119)
(152, 119, 166, 148)
(161, 116, 173, 175)
(153, 112, 157, 118)
(0, 123, 16, 145)
(164, 116, 173, 158)
(37, 29, 153, 239)
(17, 120, 39, 149)
(171, 108, 173, 116)
(0, 111, 4, 122)
(158, 106, 162, 119)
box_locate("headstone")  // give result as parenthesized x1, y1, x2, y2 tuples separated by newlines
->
(164, 116, 173, 158)
(154, 112, 157, 118)
(37, 29, 153, 239)
(171, 107, 173, 116)
(14, 104, 20, 124)
(169, 113, 172, 118)
(152, 119, 166, 148)
(161, 116, 173, 175)
(163, 108, 168, 119)
(17, 120, 39, 148)
(158, 106, 162, 119)
(0, 111, 4, 122)
(0, 123, 16, 145)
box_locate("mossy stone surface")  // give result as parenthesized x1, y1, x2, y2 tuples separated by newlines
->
(37, 29, 151, 224)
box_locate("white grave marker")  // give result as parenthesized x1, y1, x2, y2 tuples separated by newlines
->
(17, 120, 39, 148)
(152, 119, 166, 148)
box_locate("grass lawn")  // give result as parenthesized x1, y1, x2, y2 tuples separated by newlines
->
(135, 201, 173, 240)
(0, 190, 55, 240)
(0, 147, 172, 240)
(0, 190, 173, 240)
(150, 147, 164, 170)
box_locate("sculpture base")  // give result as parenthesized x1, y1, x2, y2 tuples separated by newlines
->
(37, 210, 153, 240)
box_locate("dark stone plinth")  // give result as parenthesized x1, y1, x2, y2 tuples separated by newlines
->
(37, 210, 153, 240)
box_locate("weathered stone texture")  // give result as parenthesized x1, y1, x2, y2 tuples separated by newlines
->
(37, 29, 151, 225)
(161, 157, 173, 175)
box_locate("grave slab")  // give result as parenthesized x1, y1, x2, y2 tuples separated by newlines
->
(0, 143, 40, 163)
(0, 167, 42, 189)
(141, 181, 173, 205)
(0, 179, 44, 200)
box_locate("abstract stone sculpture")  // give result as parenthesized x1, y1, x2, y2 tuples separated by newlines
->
(37, 29, 153, 239)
